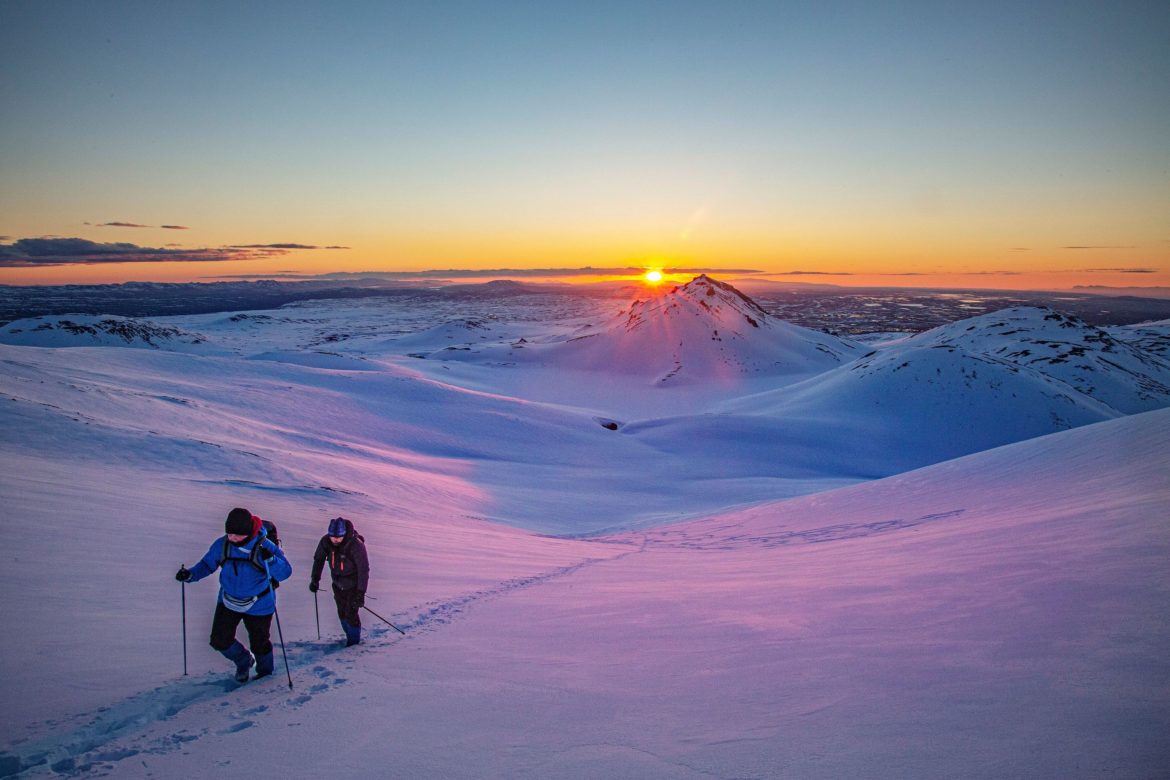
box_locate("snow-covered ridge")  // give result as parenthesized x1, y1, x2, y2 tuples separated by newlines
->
(1108, 316, 1170, 358)
(889, 306, 1170, 413)
(0, 314, 225, 354)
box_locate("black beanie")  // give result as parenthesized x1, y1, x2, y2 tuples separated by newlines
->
(225, 507, 254, 536)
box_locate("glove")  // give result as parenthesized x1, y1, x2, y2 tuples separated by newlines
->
(258, 544, 274, 561)
(308, 581, 319, 593)
(175, 567, 191, 582)
(354, 590, 365, 609)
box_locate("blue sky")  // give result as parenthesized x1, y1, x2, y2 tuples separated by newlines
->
(2, 1, 1168, 287)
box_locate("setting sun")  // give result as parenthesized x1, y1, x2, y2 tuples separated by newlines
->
(643, 269, 664, 284)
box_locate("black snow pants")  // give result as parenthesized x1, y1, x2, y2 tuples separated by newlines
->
(209, 601, 274, 657)
(333, 585, 362, 628)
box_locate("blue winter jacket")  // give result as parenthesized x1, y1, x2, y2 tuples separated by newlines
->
(186, 529, 292, 616)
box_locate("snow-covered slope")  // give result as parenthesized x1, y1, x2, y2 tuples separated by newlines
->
(718, 342, 1117, 471)
(711, 306, 1170, 472)
(2, 284, 1168, 777)
(0, 334, 865, 542)
(392, 318, 515, 352)
(1, 397, 1165, 778)
(3, 287, 1163, 529)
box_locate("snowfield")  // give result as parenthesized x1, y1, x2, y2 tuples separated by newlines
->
(0, 277, 1167, 778)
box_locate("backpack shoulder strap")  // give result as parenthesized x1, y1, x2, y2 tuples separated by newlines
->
(218, 535, 269, 573)
(247, 536, 270, 572)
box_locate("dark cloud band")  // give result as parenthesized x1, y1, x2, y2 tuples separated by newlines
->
(0, 237, 339, 267)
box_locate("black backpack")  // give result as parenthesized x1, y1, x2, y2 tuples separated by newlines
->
(348, 520, 364, 545)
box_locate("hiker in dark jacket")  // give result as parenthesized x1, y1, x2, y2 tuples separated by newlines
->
(176, 507, 292, 682)
(309, 517, 370, 646)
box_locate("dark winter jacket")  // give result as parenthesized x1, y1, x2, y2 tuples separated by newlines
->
(186, 527, 292, 616)
(310, 518, 369, 592)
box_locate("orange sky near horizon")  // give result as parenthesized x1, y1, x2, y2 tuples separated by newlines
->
(1, 243, 1166, 296)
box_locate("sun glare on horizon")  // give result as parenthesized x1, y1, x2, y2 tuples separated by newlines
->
(643, 269, 664, 284)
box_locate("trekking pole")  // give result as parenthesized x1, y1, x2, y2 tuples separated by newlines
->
(362, 604, 407, 635)
(259, 552, 293, 689)
(180, 566, 188, 676)
(272, 605, 294, 690)
(314, 590, 321, 640)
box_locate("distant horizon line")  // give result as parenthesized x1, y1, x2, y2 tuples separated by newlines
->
(3, 273, 1170, 300)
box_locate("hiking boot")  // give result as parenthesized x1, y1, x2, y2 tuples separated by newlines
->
(221, 641, 255, 683)
(254, 651, 274, 679)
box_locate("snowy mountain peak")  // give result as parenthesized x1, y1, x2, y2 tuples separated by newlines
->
(623, 274, 771, 334)
(547, 276, 861, 384)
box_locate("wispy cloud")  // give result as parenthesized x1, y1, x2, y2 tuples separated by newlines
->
(230, 243, 321, 250)
(1083, 267, 1156, 274)
(771, 270, 850, 276)
(221, 243, 353, 259)
(87, 221, 191, 230)
(768, 269, 1026, 278)
(0, 237, 340, 267)
(1073, 284, 1170, 294)
(1063, 245, 1136, 250)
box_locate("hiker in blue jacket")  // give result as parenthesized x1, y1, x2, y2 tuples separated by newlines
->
(176, 507, 292, 682)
